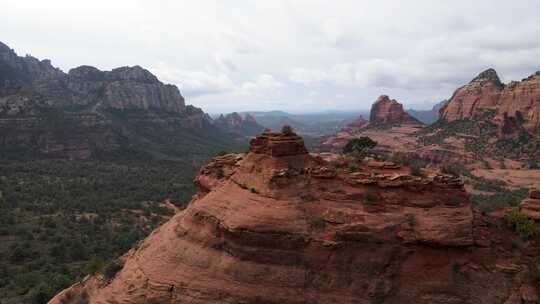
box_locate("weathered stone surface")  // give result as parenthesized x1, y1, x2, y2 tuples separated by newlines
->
(440, 68, 540, 136)
(520, 189, 540, 220)
(49, 132, 540, 304)
(0, 41, 225, 159)
(440, 68, 504, 122)
(369, 95, 423, 125)
(249, 130, 308, 157)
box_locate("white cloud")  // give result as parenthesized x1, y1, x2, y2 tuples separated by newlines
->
(149, 62, 235, 97)
(239, 74, 283, 96)
(289, 68, 327, 86)
(2, 0, 540, 112)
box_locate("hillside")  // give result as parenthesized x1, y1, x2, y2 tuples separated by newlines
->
(0, 41, 242, 161)
(0, 41, 244, 303)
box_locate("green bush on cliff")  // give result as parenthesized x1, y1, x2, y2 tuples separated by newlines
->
(343, 137, 377, 158)
(505, 209, 536, 240)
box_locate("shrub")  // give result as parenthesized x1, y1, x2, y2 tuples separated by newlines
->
(216, 150, 229, 156)
(281, 125, 296, 136)
(410, 164, 422, 176)
(505, 209, 536, 240)
(84, 256, 105, 275)
(405, 213, 416, 226)
(103, 260, 123, 280)
(342, 137, 377, 157)
(310, 216, 326, 230)
(348, 163, 359, 172)
(441, 164, 462, 176)
(363, 191, 379, 203)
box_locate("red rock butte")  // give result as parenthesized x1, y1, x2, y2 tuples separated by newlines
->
(50, 131, 540, 304)
(369, 95, 422, 126)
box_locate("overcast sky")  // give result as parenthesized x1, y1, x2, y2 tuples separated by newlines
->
(1, 0, 540, 113)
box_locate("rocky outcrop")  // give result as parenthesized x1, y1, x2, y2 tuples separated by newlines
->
(0, 41, 234, 160)
(440, 68, 504, 122)
(249, 130, 308, 156)
(0, 41, 185, 114)
(440, 69, 540, 137)
(520, 189, 540, 220)
(0, 41, 64, 87)
(369, 95, 422, 126)
(214, 112, 264, 137)
(49, 130, 540, 304)
(342, 115, 368, 130)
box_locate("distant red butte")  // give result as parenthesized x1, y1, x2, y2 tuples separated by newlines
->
(369, 95, 423, 126)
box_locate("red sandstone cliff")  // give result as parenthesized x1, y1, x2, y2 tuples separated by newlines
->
(49, 130, 540, 304)
(440, 69, 540, 137)
(369, 95, 423, 126)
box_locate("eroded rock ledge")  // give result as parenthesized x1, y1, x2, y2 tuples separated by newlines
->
(50, 131, 540, 304)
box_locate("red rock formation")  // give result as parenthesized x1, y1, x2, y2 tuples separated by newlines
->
(369, 95, 422, 125)
(249, 130, 308, 156)
(520, 189, 540, 220)
(214, 112, 265, 137)
(49, 131, 540, 304)
(440, 69, 504, 122)
(440, 69, 540, 136)
(342, 115, 368, 130)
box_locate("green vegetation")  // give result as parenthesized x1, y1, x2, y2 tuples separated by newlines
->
(505, 209, 536, 240)
(310, 216, 326, 230)
(363, 191, 379, 203)
(0, 158, 209, 303)
(419, 111, 540, 162)
(342, 137, 377, 157)
(405, 213, 416, 226)
(441, 163, 466, 177)
(410, 164, 423, 176)
(470, 181, 528, 214)
(281, 124, 296, 136)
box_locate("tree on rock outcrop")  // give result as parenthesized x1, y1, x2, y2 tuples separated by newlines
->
(343, 137, 377, 157)
(281, 125, 296, 136)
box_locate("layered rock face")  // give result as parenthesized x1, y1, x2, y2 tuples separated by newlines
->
(440, 69, 540, 137)
(0, 42, 185, 113)
(50, 131, 540, 304)
(0, 41, 64, 86)
(369, 95, 422, 125)
(520, 189, 540, 220)
(0, 41, 229, 160)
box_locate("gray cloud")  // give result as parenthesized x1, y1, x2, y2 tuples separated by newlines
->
(1, 0, 539, 112)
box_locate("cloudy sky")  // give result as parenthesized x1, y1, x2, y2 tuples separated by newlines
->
(1, 0, 540, 113)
